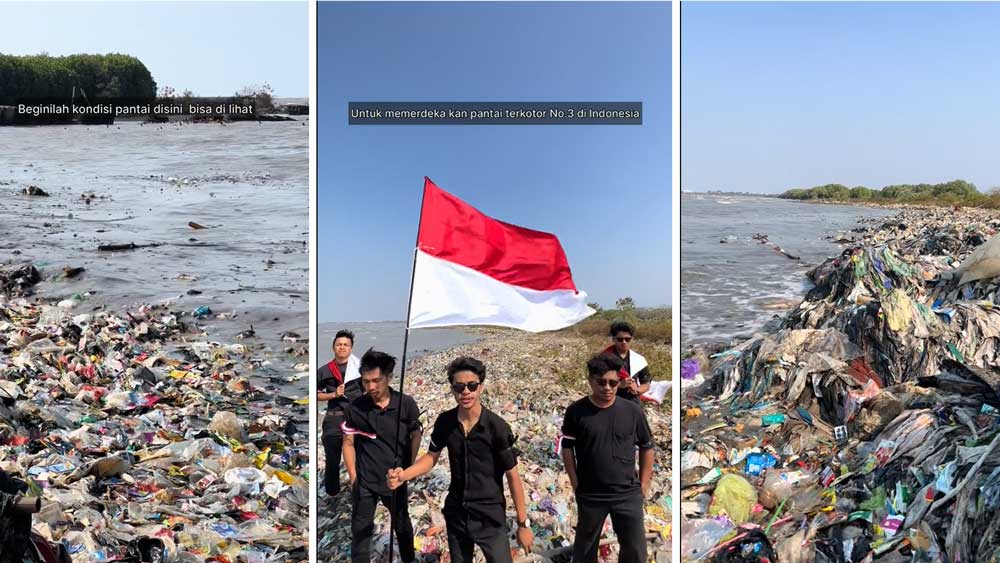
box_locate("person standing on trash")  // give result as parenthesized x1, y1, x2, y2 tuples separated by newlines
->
(316, 330, 363, 497)
(341, 349, 422, 563)
(386, 356, 534, 563)
(561, 354, 654, 563)
(604, 321, 651, 403)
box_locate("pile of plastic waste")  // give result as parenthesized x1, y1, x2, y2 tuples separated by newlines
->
(318, 332, 672, 563)
(681, 207, 1000, 563)
(0, 263, 309, 562)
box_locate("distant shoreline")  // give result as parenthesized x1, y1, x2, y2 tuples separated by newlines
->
(801, 198, 971, 210)
(684, 192, 973, 212)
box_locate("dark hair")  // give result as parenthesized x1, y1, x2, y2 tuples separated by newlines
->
(609, 321, 634, 338)
(446, 357, 486, 383)
(334, 330, 355, 344)
(587, 354, 624, 378)
(360, 348, 396, 376)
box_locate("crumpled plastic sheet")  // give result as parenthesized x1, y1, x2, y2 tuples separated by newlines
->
(318, 332, 672, 563)
(0, 267, 309, 563)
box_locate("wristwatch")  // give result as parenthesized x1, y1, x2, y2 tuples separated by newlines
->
(517, 518, 530, 529)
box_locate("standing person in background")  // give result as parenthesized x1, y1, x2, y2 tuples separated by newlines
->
(561, 354, 654, 563)
(317, 330, 362, 496)
(605, 321, 651, 403)
(342, 349, 422, 563)
(386, 356, 533, 562)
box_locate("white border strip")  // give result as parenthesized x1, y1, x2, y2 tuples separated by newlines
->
(308, 0, 317, 560)
(671, 0, 681, 557)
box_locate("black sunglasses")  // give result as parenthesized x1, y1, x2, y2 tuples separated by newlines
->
(451, 381, 481, 393)
(615, 336, 633, 343)
(591, 378, 620, 388)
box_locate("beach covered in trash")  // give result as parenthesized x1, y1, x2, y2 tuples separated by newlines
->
(681, 206, 1000, 563)
(0, 123, 310, 562)
(0, 263, 309, 562)
(318, 329, 672, 562)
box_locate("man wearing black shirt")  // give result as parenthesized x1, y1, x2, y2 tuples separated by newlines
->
(387, 357, 533, 563)
(561, 354, 654, 563)
(317, 329, 363, 497)
(342, 349, 422, 563)
(604, 321, 651, 402)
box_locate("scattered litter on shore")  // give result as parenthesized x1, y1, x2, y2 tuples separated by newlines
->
(0, 263, 309, 562)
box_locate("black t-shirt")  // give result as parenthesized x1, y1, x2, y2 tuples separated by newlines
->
(560, 396, 653, 501)
(343, 389, 421, 496)
(429, 406, 518, 526)
(316, 362, 363, 415)
(616, 352, 652, 403)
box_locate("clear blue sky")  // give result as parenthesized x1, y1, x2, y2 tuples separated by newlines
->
(318, 2, 671, 323)
(2, 2, 307, 97)
(683, 2, 1000, 194)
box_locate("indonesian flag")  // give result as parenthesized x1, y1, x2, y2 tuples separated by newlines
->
(408, 178, 595, 332)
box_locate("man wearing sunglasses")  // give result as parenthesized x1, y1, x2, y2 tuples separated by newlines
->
(386, 356, 533, 563)
(605, 321, 651, 403)
(561, 354, 654, 563)
(341, 349, 422, 563)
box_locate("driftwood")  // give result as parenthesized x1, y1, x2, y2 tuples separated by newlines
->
(97, 242, 162, 252)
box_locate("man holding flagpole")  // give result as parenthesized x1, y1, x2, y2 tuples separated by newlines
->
(386, 357, 533, 562)
(317, 330, 362, 497)
(342, 349, 422, 563)
(561, 354, 654, 563)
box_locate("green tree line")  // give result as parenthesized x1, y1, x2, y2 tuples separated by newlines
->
(0, 53, 156, 104)
(780, 180, 979, 202)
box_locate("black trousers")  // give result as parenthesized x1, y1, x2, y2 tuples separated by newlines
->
(351, 482, 416, 563)
(572, 492, 647, 563)
(322, 411, 344, 496)
(445, 510, 513, 563)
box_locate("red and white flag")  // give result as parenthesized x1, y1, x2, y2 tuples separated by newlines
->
(408, 178, 595, 332)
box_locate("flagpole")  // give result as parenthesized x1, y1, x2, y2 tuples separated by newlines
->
(388, 180, 427, 563)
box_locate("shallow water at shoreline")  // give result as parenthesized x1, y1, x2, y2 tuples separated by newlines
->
(317, 321, 481, 367)
(681, 194, 895, 347)
(0, 121, 309, 393)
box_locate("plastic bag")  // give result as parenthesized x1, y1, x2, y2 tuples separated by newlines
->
(759, 469, 817, 509)
(682, 359, 701, 379)
(641, 380, 671, 404)
(955, 232, 1000, 285)
(708, 474, 758, 524)
(683, 373, 707, 389)
(209, 411, 246, 441)
(681, 517, 735, 559)
(224, 467, 268, 495)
